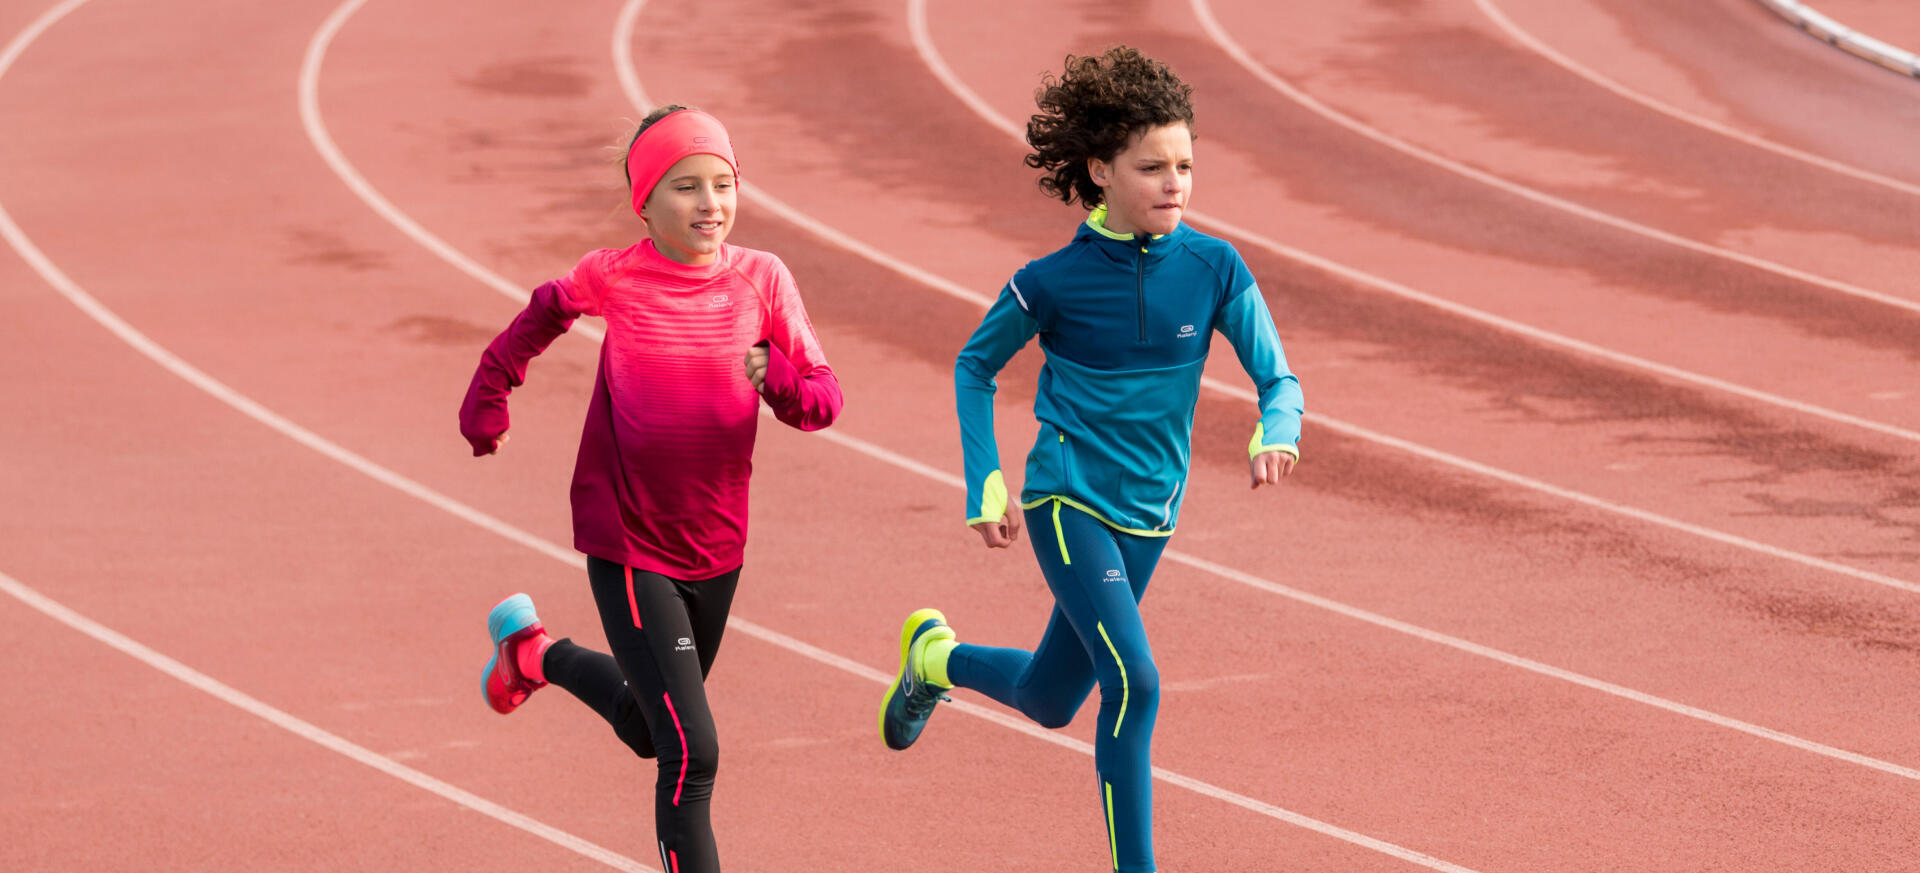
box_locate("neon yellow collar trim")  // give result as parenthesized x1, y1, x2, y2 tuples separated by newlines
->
(1085, 204, 1165, 241)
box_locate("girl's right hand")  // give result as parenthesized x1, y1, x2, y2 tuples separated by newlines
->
(459, 386, 511, 456)
(970, 510, 1022, 549)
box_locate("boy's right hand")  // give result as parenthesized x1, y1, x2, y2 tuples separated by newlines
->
(477, 433, 510, 455)
(970, 511, 1022, 549)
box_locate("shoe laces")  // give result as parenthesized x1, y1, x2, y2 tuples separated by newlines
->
(900, 623, 952, 718)
(902, 679, 949, 718)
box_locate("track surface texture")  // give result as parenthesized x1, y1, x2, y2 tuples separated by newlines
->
(4, 0, 1918, 870)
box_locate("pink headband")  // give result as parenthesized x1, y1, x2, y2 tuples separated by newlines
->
(626, 109, 740, 219)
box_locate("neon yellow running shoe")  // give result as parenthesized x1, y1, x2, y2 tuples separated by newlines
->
(879, 608, 954, 750)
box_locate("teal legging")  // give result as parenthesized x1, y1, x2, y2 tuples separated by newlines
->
(946, 498, 1169, 873)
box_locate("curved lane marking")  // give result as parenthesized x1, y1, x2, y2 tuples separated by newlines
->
(0, 570, 656, 872)
(2, 9, 645, 869)
(1189, 0, 1920, 318)
(1474, 0, 1920, 195)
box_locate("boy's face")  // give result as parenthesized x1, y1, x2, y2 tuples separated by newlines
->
(640, 153, 737, 265)
(1089, 123, 1193, 238)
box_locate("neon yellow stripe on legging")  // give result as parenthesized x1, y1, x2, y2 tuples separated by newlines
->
(1104, 781, 1119, 870)
(1096, 622, 1127, 737)
(1052, 498, 1071, 565)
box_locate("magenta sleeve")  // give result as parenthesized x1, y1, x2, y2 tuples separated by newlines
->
(759, 260, 842, 431)
(457, 280, 579, 455)
(759, 340, 842, 431)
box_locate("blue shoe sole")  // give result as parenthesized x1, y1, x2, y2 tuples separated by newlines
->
(480, 654, 499, 709)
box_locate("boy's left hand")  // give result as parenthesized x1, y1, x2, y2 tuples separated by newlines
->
(743, 343, 769, 393)
(1250, 450, 1295, 489)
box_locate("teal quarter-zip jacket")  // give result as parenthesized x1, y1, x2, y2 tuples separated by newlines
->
(956, 207, 1304, 534)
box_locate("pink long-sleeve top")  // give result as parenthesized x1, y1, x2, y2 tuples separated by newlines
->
(460, 240, 842, 580)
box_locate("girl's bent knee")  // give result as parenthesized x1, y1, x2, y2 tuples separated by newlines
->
(679, 727, 720, 777)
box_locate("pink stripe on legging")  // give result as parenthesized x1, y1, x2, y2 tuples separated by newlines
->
(663, 691, 688, 806)
(624, 565, 642, 628)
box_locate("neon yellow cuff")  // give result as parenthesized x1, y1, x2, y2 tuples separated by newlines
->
(967, 469, 1008, 526)
(1247, 423, 1301, 462)
(923, 638, 956, 689)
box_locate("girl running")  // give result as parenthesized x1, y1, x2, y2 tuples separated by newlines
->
(878, 47, 1302, 872)
(461, 105, 842, 873)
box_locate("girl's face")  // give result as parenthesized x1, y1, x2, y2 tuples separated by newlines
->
(1087, 123, 1193, 238)
(639, 153, 737, 265)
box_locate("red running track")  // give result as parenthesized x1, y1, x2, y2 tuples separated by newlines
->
(3, 0, 1918, 870)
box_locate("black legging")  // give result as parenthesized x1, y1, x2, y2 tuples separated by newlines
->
(542, 556, 739, 873)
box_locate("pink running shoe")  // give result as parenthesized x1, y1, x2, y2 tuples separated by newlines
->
(482, 593, 549, 714)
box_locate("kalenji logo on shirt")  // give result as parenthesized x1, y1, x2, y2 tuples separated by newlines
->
(708, 294, 730, 309)
(1176, 323, 1198, 339)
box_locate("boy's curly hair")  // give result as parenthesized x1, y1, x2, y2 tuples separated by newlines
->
(1025, 47, 1194, 210)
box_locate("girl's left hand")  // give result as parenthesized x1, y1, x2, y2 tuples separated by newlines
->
(743, 343, 769, 393)
(1250, 450, 1295, 489)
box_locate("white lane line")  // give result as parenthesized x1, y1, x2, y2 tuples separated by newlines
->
(1278, 409, 1920, 596)
(300, 0, 609, 345)
(301, 0, 521, 302)
(1190, 0, 1920, 318)
(0, 571, 655, 873)
(1474, 0, 1920, 196)
(909, 0, 1920, 449)
(902, 0, 1920, 596)
(1169, 549, 1920, 783)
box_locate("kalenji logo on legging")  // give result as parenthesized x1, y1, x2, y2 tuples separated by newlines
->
(1105, 569, 1126, 582)
(675, 637, 694, 652)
